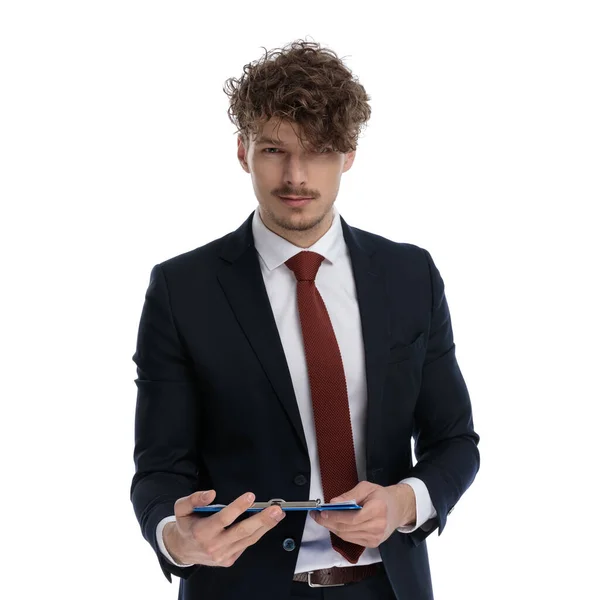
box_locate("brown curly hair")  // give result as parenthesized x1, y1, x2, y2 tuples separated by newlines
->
(223, 38, 372, 154)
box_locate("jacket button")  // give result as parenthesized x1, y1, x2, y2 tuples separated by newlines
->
(283, 538, 296, 552)
(294, 474, 307, 486)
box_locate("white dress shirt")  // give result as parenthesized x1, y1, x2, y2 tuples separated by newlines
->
(156, 205, 437, 570)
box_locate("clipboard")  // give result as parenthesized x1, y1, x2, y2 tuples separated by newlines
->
(193, 498, 362, 513)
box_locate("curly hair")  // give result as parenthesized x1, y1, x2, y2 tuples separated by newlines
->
(223, 38, 372, 154)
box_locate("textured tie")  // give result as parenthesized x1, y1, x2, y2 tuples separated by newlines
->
(285, 250, 365, 564)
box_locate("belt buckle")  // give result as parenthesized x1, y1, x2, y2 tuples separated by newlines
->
(307, 571, 345, 588)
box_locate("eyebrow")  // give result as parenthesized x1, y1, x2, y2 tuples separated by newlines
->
(254, 136, 288, 146)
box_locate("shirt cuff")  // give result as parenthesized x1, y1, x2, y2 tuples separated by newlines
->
(395, 477, 438, 533)
(156, 516, 195, 567)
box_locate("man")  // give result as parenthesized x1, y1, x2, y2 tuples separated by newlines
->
(131, 40, 480, 600)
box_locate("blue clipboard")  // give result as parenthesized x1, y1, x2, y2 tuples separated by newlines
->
(193, 498, 362, 513)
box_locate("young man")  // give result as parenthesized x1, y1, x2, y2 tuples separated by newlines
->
(131, 39, 480, 600)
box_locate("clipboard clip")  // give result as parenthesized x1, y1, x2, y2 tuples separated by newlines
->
(251, 498, 323, 509)
(267, 498, 286, 507)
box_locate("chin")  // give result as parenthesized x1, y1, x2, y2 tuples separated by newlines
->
(260, 197, 333, 231)
(275, 210, 329, 232)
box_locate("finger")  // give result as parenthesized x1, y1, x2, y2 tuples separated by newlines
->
(323, 511, 364, 524)
(312, 507, 371, 527)
(223, 506, 286, 555)
(318, 522, 373, 545)
(220, 548, 244, 568)
(341, 534, 374, 547)
(312, 511, 380, 535)
(331, 481, 378, 505)
(222, 504, 286, 545)
(174, 490, 216, 518)
(211, 492, 257, 530)
(231, 549, 244, 562)
(331, 497, 380, 525)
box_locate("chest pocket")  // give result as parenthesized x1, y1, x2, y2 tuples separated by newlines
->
(387, 330, 426, 364)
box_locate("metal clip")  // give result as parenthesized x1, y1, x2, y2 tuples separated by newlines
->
(267, 498, 286, 506)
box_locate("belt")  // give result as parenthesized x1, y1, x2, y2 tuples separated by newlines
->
(292, 562, 383, 588)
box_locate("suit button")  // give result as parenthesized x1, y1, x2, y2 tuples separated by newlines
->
(294, 474, 307, 486)
(283, 538, 296, 552)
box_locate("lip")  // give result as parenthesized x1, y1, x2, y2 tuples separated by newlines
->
(279, 195, 314, 208)
(279, 196, 313, 200)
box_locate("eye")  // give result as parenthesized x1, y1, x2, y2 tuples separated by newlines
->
(262, 147, 332, 155)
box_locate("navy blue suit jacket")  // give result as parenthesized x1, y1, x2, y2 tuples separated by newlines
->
(131, 211, 480, 600)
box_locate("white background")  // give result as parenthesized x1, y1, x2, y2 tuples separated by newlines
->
(1, 1, 598, 598)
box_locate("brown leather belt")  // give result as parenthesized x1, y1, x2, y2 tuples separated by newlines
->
(293, 562, 383, 588)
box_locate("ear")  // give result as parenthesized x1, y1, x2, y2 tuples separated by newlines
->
(237, 135, 250, 173)
(342, 150, 356, 173)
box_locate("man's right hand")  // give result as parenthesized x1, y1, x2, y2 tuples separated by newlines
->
(162, 490, 286, 567)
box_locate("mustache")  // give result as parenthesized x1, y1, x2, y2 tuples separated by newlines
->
(276, 192, 317, 197)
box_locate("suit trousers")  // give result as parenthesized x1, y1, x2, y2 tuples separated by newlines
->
(289, 568, 396, 599)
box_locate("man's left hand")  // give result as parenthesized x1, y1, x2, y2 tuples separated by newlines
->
(310, 481, 416, 548)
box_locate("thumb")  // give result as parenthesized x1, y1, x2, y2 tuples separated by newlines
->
(330, 489, 357, 504)
(330, 482, 370, 503)
(175, 489, 216, 517)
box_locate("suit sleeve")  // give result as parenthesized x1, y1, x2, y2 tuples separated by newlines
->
(405, 248, 481, 547)
(130, 263, 202, 582)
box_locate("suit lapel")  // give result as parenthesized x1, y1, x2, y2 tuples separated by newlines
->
(340, 218, 391, 473)
(217, 212, 309, 454)
(217, 211, 390, 468)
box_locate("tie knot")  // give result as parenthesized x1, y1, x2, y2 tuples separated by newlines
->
(285, 251, 325, 282)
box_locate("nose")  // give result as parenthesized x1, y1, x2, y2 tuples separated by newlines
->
(283, 154, 307, 189)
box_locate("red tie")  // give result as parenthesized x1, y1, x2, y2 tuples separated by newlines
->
(285, 250, 365, 564)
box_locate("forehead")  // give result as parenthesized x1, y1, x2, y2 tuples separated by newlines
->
(253, 119, 308, 146)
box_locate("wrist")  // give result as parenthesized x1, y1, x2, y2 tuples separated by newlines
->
(163, 522, 186, 564)
(395, 483, 416, 528)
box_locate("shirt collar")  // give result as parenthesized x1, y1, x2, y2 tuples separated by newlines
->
(252, 204, 345, 271)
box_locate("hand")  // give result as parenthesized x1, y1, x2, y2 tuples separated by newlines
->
(163, 490, 286, 567)
(310, 481, 416, 548)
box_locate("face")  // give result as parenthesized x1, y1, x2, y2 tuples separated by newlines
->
(237, 118, 356, 246)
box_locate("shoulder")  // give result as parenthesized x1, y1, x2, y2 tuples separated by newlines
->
(151, 229, 236, 284)
(347, 223, 431, 273)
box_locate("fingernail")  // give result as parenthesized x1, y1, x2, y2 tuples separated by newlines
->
(271, 509, 285, 521)
(246, 493, 255, 502)
(201, 490, 210, 499)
